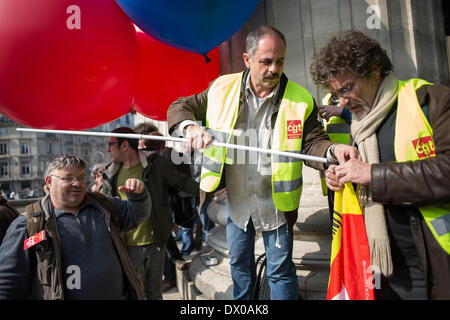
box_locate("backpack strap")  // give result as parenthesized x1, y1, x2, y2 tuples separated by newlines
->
(25, 201, 45, 237)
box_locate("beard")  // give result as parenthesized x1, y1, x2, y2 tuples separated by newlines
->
(353, 105, 370, 121)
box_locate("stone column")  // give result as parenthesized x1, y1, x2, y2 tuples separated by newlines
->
(220, 0, 448, 94)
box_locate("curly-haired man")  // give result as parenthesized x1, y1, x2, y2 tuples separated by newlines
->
(310, 30, 450, 299)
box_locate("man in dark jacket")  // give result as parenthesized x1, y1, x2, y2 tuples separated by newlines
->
(102, 127, 199, 300)
(0, 154, 150, 299)
(311, 30, 450, 299)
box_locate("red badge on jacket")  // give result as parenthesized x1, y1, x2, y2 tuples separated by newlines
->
(24, 230, 46, 250)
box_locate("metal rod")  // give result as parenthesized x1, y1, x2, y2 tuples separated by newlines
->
(16, 127, 328, 164)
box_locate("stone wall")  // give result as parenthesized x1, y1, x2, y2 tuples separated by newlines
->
(220, 0, 449, 96)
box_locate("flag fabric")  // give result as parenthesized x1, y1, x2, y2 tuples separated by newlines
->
(327, 183, 375, 300)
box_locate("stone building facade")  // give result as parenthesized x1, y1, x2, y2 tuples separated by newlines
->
(0, 114, 133, 198)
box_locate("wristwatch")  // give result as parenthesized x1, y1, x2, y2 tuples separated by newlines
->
(330, 143, 337, 160)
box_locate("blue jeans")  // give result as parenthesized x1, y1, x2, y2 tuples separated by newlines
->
(226, 216, 298, 300)
(179, 197, 215, 255)
(198, 196, 215, 244)
(179, 212, 199, 255)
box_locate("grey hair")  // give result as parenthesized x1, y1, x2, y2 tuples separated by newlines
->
(245, 25, 286, 58)
(44, 154, 86, 177)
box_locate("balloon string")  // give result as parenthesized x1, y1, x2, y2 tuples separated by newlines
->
(202, 51, 212, 86)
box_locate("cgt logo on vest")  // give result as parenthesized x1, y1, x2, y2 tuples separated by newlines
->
(287, 120, 303, 139)
(412, 136, 436, 159)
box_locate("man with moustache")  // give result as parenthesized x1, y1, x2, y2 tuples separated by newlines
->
(167, 25, 358, 300)
(0, 154, 151, 299)
(310, 30, 450, 299)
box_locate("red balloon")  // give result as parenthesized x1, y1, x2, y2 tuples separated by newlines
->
(0, 0, 137, 130)
(133, 26, 220, 121)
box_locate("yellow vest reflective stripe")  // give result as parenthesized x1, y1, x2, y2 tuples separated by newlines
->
(200, 72, 313, 212)
(271, 81, 313, 211)
(395, 78, 450, 254)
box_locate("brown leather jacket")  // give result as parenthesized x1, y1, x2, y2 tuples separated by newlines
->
(371, 84, 450, 206)
(371, 83, 450, 299)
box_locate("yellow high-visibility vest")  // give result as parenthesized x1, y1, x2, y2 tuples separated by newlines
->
(395, 78, 450, 255)
(200, 72, 314, 212)
(321, 93, 351, 145)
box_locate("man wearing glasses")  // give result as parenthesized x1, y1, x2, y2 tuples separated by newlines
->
(0, 154, 151, 299)
(102, 127, 198, 300)
(310, 30, 450, 299)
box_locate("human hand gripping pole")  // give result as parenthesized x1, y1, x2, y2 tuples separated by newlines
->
(16, 127, 328, 164)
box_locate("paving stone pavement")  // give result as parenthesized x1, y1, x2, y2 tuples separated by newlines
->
(162, 285, 182, 300)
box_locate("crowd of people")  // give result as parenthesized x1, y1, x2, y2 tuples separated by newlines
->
(0, 25, 448, 300)
(1, 187, 36, 200)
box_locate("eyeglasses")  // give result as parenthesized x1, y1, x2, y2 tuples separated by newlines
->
(107, 141, 119, 147)
(51, 175, 86, 184)
(331, 74, 361, 99)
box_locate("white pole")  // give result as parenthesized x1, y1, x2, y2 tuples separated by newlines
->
(16, 127, 328, 164)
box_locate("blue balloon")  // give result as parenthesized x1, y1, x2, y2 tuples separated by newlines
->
(115, 0, 260, 57)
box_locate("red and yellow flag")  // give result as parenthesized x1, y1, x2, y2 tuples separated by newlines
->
(327, 183, 375, 300)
